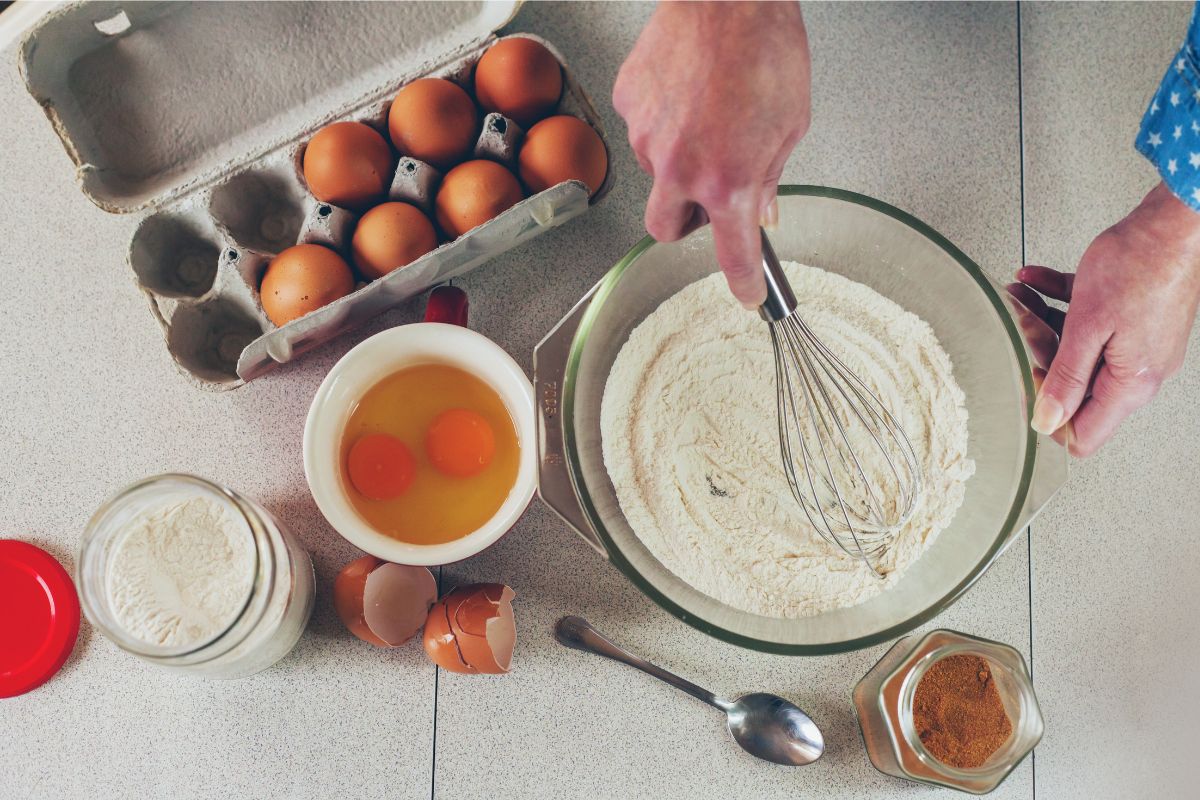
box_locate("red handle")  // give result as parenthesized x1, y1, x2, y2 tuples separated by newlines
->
(424, 285, 469, 327)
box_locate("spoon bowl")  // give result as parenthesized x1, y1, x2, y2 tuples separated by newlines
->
(723, 692, 825, 766)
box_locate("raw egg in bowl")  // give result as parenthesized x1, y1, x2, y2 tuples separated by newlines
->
(304, 289, 536, 566)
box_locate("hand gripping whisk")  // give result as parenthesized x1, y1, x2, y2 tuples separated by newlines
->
(758, 229, 922, 576)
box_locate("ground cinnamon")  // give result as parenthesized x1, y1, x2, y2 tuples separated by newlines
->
(912, 654, 1013, 769)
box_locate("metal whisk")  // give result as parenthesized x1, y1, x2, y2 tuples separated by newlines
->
(758, 229, 922, 576)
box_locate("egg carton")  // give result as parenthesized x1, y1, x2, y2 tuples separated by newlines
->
(20, 1, 613, 389)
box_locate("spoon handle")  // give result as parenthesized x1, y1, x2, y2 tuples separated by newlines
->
(555, 616, 722, 709)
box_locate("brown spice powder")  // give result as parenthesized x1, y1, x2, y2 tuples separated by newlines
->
(912, 654, 1013, 769)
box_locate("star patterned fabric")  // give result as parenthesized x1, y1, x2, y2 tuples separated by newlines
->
(1137, 2, 1200, 210)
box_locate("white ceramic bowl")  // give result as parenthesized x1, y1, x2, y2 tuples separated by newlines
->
(304, 323, 536, 565)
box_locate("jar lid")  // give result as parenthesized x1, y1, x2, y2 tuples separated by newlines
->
(0, 540, 80, 698)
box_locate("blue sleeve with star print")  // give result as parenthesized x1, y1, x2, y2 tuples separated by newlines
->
(1137, 3, 1200, 209)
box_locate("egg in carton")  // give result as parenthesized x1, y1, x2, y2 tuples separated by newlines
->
(21, 1, 613, 389)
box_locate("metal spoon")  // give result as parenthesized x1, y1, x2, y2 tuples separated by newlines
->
(554, 616, 825, 766)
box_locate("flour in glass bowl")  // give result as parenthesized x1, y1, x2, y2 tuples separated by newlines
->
(600, 261, 975, 618)
(106, 495, 256, 648)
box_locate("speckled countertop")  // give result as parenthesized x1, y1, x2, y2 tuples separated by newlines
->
(2, 3, 1197, 799)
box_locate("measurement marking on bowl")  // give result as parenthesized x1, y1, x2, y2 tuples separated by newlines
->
(541, 381, 558, 418)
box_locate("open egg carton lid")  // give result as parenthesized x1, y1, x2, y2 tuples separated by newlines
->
(19, 0, 613, 389)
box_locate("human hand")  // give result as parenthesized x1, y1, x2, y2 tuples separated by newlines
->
(613, 1, 811, 308)
(1010, 182, 1200, 456)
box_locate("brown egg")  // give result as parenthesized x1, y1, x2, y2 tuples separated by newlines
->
(474, 37, 563, 128)
(302, 122, 394, 208)
(351, 202, 439, 280)
(260, 243, 355, 326)
(518, 115, 608, 198)
(435, 160, 525, 239)
(388, 78, 478, 169)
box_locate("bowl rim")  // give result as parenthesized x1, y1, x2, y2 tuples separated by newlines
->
(560, 184, 1038, 655)
(303, 322, 537, 566)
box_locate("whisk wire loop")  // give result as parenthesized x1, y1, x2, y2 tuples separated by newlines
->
(770, 325, 846, 551)
(758, 229, 923, 577)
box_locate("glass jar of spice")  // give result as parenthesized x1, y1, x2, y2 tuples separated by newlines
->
(853, 629, 1043, 794)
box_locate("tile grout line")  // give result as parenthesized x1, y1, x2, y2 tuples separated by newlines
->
(1015, 3, 1037, 799)
(431, 565, 443, 800)
(431, 666, 440, 800)
(431, 283, 455, 800)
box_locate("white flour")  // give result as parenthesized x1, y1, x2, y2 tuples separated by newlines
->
(601, 262, 975, 618)
(107, 495, 256, 648)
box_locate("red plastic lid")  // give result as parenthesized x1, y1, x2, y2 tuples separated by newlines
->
(0, 540, 80, 698)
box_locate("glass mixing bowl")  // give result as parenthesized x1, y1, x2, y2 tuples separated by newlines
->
(535, 186, 1067, 655)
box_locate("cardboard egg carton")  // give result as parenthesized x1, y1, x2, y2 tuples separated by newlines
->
(20, 1, 613, 389)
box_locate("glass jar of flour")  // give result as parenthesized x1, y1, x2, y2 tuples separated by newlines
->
(78, 474, 315, 679)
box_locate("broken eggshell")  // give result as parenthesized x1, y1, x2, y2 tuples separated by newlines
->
(423, 583, 516, 674)
(334, 555, 437, 647)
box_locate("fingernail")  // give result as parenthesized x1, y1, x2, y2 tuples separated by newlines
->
(741, 300, 761, 312)
(760, 199, 779, 231)
(1031, 394, 1064, 435)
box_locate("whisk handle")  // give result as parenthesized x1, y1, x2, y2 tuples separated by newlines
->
(759, 228, 798, 323)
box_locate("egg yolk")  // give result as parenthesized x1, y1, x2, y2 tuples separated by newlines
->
(348, 434, 416, 500)
(426, 409, 496, 478)
(340, 364, 520, 545)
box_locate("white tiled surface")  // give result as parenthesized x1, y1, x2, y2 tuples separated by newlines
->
(0, 2, 1193, 799)
(1021, 3, 1200, 798)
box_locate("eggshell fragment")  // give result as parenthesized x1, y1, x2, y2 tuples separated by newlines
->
(423, 583, 516, 674)
(423, 597, 474, 673)
(333, 555, 390, 648)
(451, 584, 515, 674)
(362, 563, 438, 646)
(334, 555, 437, 648)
